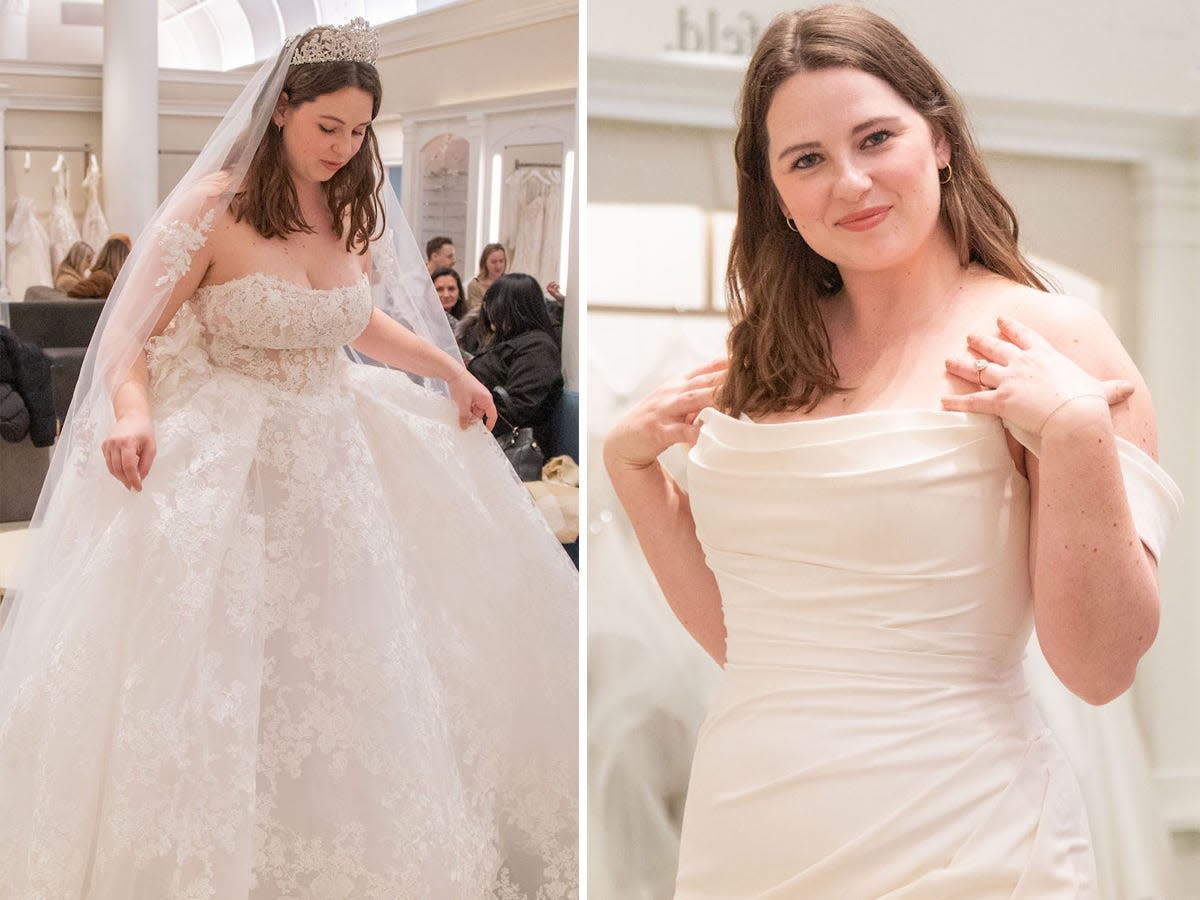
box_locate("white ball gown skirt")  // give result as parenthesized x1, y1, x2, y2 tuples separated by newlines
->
(0, 273, 577, 899)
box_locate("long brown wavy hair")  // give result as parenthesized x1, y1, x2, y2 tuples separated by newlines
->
(718, 5, 1049, 417)
(226, 25, 385, 254)
(91, 236, 131, 279)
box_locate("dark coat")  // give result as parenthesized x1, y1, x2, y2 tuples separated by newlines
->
(467, 329, 563, 453)
(0, 326, 56, 446)
(0, 383, 30, 443)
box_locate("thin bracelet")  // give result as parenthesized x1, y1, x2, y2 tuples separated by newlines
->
(1038, 393, 1107, 434)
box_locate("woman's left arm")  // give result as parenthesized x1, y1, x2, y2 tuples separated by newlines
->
(945, 299, 1159, 705)
(351, 308, 496, 429)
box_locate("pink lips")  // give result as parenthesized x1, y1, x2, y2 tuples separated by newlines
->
(836, 205, 890, 231)
(321, 160, 343, 171)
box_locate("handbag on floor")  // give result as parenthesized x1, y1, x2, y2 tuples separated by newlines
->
(494, 416, 545, 482)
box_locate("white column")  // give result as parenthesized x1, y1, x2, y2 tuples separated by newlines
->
(400, 121, 418, 222)
(1132, 157, 1200, 829)
(102, 0, 158, 240)
(562, 138, 579, 390)
(462, 113, 486, 276)
(0, 0, 29, 61)
(0, 92, 10, 305)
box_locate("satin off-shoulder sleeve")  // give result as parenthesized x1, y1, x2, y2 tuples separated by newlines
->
(1005, 420, 1183, 563)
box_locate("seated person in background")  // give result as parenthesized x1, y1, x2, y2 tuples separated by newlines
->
(466, 242, 507, 309)
(457, 276, 565, 357)
(424, 235, 455, 274)
(544, 279, 566, 341)
(53, 240, 94, 294)
(455, 305, 485, 359)
(67, 233, 131, 299)
(466, 273, 564, 453)
(431, 266, 469, 328)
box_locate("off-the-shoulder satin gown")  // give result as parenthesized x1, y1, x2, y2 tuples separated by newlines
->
(676, 407, 1181, 899)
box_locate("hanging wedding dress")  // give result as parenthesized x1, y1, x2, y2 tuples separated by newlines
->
(4, 194, 52, 301)
(81, 153, 111, 251)
(47, 154, 82, 270)
(502, 165, 562, 288)
(0, 20, 577, 900)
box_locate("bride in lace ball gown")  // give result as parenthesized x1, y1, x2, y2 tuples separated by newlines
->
(0, 20, 576, 900)
(605, 6, 1180, 898)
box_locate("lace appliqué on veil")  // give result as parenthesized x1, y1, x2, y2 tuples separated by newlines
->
(154, 209, 216, 288)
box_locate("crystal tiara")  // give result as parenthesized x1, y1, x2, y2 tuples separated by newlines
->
(290, 17, 379, 66)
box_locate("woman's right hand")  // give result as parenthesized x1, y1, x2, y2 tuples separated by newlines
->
(102, 412, 156, 491)
(604, 358, 728, 473)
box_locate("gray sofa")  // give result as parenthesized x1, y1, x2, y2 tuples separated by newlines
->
(0, 287, 104, 522)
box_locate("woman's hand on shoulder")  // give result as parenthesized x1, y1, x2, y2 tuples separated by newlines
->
(942, 294, 1153, 449)
(447, 367, 497, 431)
(102, 411, 156, 492)
(604, 358, 727, 474)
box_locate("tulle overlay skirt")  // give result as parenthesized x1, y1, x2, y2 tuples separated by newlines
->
(0, 356, 577, 899)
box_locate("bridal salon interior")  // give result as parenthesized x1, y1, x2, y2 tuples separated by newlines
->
(587, 1, 1200, 897)
(0, 0, 579, 558)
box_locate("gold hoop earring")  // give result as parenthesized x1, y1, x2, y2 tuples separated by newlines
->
(785, 216, 799, 233)
(939, 162, 953, 185)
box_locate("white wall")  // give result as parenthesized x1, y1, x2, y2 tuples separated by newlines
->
(588, 0, 1200, 115)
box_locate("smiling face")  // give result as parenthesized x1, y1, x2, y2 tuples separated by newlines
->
(767, 66, 949, 277)
(433, 273, 460, 310)
(484, 247, 507, 279)
(273, 86, 374, 186)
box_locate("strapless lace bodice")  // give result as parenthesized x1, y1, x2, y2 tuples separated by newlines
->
(180, 271, 374, 392)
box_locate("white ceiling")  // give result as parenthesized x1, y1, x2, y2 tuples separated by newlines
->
(42, 0, 466, 72)
(158, 0, 466, 70)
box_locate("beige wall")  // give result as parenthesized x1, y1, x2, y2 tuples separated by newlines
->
(3, 93, 244, 236)
(378, 16, 577, 113)
(4, 109, 101, 229)
(589, 119, 734, 209)
(589, 0, 1198, 115)
(985, 153, 1137, 345)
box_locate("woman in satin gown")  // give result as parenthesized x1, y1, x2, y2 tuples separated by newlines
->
(0, 20, 576, 900)
(605, 6, 1181, 898)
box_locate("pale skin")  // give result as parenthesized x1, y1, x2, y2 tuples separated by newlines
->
(605, 66, 1159, 706)
(480, 247, 507, 287)
(104, 85, 495, 493)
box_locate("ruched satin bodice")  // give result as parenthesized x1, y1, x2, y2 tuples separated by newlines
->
(186, 271, 373, 392)
(689, 407, 1033, 684)
(676, 407, 1098, 899)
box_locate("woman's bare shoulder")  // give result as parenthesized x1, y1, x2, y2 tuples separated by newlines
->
(986, 280, 1157, 455)
(988, 283, 1129, 371)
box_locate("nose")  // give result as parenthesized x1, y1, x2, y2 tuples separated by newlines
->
(832, 158, 871, 200)
(331, 134, 353, 161)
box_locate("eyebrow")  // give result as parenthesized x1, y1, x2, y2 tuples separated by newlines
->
(319, 114, 372, 127)
(775, 116, 903, 162)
